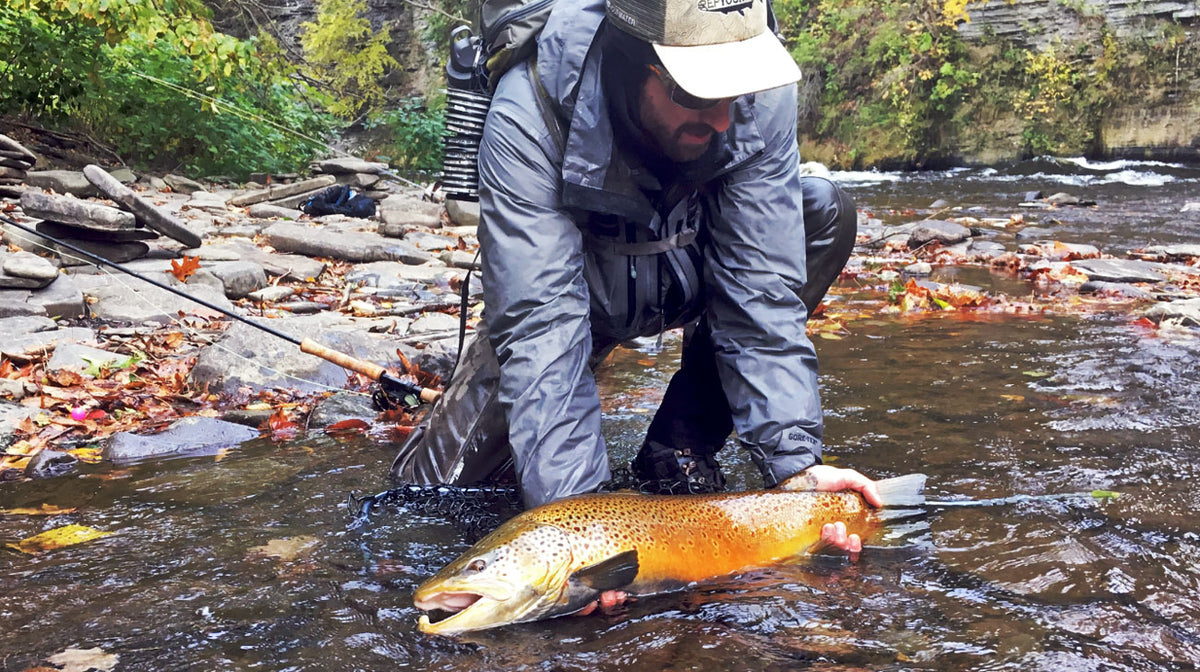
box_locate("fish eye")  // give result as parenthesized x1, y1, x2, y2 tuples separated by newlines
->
(467, 558, 487, 572)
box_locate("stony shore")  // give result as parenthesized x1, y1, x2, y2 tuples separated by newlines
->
(2, 133, 1199, 481)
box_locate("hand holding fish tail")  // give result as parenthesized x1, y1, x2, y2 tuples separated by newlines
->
(784, 464, 883, 508)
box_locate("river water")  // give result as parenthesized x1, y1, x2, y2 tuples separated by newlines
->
(2, 158, 1199, 670)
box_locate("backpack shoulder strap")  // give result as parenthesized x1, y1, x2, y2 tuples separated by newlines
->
(527, 59, 567, 156)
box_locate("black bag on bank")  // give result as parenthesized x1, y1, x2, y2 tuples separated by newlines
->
(301, 185, 376, 219)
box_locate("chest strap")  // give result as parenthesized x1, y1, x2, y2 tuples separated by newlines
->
(582, 229, 699, 256)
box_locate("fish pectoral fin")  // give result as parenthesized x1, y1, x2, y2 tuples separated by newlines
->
(568, 549, 639, 592)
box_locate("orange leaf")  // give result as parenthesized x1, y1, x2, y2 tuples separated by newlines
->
(170, 256, 201, 283)
(267, 409, 299, 439)
(326, 418, 370, 434)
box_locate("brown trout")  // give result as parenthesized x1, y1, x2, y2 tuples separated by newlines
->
(413, 472, 925, 635)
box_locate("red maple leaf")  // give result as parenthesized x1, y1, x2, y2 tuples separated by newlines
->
(170, 256, 202, 283)
(326, 418, 370, 434)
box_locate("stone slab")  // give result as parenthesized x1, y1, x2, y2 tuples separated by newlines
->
(263, 222, 432, 264)
(1071, 258, 1166, 283)
(20, 191, 136, 230)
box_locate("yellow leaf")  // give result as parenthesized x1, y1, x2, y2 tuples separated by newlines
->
(249, 535, 321, 561)
(47, 646, 119, 672)
(8, 524, 112, 554)
(817, 332, 844, 340)
(68, 447, 104, 463)
(1000, 394, 1025, 402)
(0, 504, 78, 516)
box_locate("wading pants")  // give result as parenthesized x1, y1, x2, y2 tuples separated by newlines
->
(389, 177, 857, 494)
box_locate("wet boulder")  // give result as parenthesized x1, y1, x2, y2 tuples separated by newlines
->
(24, 449, 79, 479)
(1144, 298, 1200, 326)
(307, 392, 378, 431)
(189, 312, 415, 395)
(908, 220, 971, 247)
(1070, 259, 1166, 284)
(105, 416, 262, 463)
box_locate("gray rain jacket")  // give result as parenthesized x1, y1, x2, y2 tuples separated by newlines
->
(478, 0, 824, 507)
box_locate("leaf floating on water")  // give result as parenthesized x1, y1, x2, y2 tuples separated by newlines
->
(1091, 490, 1121, 501)
(0, 503, 78, 516)
(8, 524, 112, 554)
(326, 419, 370, 434)
(46, 646, 119, 672)
(1000, 394, 1025, 402)
(249, 535, 321, 561)
(1022, 370, 1051, 379)
(67, 447, 104, 464)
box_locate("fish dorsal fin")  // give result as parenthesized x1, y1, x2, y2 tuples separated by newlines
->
(568, 549, 640, 591)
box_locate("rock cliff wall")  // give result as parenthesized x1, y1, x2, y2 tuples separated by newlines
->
(207, 0, 444, 97)
(959, 0, 1199, 48)
(958, 0, 1200, 161)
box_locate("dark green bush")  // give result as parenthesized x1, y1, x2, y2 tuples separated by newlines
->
(366, 96, 446, 174)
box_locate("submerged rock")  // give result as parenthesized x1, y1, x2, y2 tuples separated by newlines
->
(1144, 298, 1200, 325)
(1070, 259, 1166, 284)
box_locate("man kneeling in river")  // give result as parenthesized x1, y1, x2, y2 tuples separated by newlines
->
(391, 0, 880, 603)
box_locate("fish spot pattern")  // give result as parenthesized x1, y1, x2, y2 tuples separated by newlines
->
(516, 490, 875, 587)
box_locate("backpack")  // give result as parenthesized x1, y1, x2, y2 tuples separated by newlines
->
(448, 0, 556, 94)
(442, 0, 562, 203)
(300, 185, 377, 219)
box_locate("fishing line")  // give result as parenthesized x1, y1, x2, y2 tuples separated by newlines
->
(925, 491, 1116, 509)
(0, 213, 367, 397)
(129, 70, 424, 189)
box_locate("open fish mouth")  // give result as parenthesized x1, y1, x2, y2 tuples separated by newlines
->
(416, 590, 514, 634)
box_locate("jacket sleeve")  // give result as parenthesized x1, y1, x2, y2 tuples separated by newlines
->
(476, 66, 610, 508)
(705, 84, 824, 486)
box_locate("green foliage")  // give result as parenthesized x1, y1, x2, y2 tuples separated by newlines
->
(775, 0, 1197, 167)
(0, 4, 107, 119)
(366, 96, 446, 173)
(0, 0, 337, 179)
(781, 0, 980, 167)
(91, 40, 338, 178)
(300, 0, 401, 119)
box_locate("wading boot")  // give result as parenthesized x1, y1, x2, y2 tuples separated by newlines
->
(630, 440, 726, 494)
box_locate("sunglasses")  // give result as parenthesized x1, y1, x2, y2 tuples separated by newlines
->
(647, 65, 730, 111)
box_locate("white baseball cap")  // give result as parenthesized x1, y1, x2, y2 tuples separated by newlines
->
(606, 0, 801, 100)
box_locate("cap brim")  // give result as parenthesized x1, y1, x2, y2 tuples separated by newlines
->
(653, 31, 801, 100)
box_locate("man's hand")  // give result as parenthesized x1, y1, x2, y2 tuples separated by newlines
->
(803, 464, 882, 506)
(803, 464, 880, 559)
(575, 590, 628, 616)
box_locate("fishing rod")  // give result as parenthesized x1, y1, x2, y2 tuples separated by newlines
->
(0, 213, 441, 407)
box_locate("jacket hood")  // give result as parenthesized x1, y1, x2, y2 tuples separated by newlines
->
(534, 0, 767, 224)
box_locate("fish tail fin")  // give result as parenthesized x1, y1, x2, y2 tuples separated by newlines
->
(874, 473, 927, 510)
(868, 474, 930, 547)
